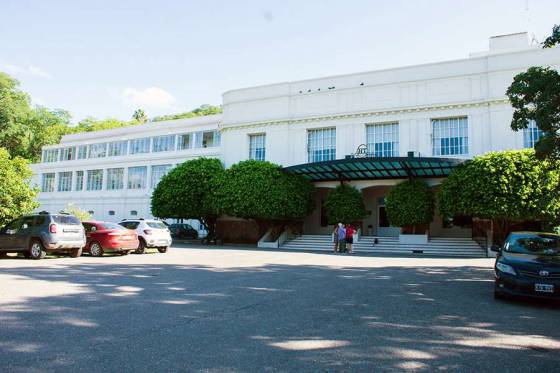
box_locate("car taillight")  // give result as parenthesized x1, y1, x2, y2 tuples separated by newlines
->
(49, 224, 57, 234)
(143, 229, 153, 235)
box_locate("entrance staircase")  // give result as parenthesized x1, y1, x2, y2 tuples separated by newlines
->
(280, 235, 486, 258)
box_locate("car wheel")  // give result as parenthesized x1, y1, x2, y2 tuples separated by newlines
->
(135, 239, 146, 254)
(0, 251, 8, 258)
(29, 240, 46, 260)
(120, 250, 131, 255)
(69, 247, 83, 258)
(89, 242, 104, 257)
(193, 232, 198, 240)
(158, 247, 168, 253)
(494, 288, 506, 300)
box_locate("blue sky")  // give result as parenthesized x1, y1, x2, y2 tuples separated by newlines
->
(1, 0, 559, 122)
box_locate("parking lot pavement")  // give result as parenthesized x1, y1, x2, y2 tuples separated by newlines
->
(1, 245, 559, 372)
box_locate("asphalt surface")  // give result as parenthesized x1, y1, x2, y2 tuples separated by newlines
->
(1, 245, 559, 372)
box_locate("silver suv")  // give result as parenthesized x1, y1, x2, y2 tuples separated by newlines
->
(119, 219, 172, 254)
(0, 212, 86, 259)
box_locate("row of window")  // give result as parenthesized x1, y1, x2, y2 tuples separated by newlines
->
(42, 130, 220, 163)
(248, 118, 543, 162)
(41, 164, 174, 192)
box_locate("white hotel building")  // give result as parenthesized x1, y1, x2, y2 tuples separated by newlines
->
(31, 33, 560, 243)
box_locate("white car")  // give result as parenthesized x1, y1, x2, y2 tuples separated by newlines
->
(118, 219, 172, 254)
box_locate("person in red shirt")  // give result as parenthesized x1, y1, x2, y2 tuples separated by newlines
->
(345, 224, 354, 254)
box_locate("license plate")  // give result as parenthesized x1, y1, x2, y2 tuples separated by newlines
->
(535, 284, 554, 293)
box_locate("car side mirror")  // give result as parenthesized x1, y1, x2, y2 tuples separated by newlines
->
(490, 244, 501, 252)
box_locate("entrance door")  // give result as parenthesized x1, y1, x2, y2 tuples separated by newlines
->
(377, 201, 400, 237)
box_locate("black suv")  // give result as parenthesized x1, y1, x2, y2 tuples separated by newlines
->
(493, 232, 560, 300)
(169, 223, 198, 239)
(0, 212, 86, 259)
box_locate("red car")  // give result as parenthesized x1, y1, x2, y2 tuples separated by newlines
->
(82, 221, 139, 257)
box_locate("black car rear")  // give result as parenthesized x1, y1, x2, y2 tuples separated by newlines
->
(493, 232, 560, 300)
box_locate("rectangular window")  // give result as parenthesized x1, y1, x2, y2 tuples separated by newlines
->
(75, 171, 84, 191)
(178, 133, 192, 150)
(523, 120, 544, 149)
(128, 166, 147, 189)
(77, 145, 87, 159)
(307, 128, 336, 163)
(42, 149, 59, 163)
(432, 117, 468, 156)
(152, 135, 176, 152)
(151, 164, 173, 188)
(249, 134, 266, 161)
(107, 168, 124, 190)
(129, 138, 151, 154)
(366, 122, 399, 157)
(86, 169, 103, 191)
(41, 173, 55, 192)
(60, 147, 76, 161)
(88, 143, 107, 158)
(108, 141, 128, 157)
(57, 171, 72, 192)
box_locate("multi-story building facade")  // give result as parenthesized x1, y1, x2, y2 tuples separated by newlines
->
(31, 33, 560, 239)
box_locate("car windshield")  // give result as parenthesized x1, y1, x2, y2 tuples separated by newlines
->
(147, 221, 167, 229)
(506, 234, 560, 256)
(52, 215, 81, 225)
(101, 222, 127, 230)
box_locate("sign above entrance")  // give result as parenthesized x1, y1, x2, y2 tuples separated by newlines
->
(350, 144, 369, 158)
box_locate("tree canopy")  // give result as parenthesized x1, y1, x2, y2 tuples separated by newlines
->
(0, 148, 39, 226)
(438, 149, 560, 233)
(151, 158, 224, 238)
(506, 24, 560, 161)
(386, 179, 434, 232)
(151, 104, 222, 122)
(323, 184, 366, 225)
(132, 108, 148, 123)
(218, 160, 315, 222)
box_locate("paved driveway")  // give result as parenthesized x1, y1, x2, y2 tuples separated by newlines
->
(1, 245, 559, 372)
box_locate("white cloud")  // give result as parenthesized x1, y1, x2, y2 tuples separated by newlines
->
(121, 87, 177, 109)
(0, 62, 52, 79)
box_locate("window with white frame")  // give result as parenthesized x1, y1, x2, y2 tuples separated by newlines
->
(41, 173, 55, 192)
(88, 143, 107, 158)
(152, 135, 176, 152)
(107, 168, 124, 190)
(60, 147, 76, 161)
(77, 146, 87, 159)
(307, 128, 336, 163)
(108, 141, 128, 157)
(75, 171, 84, 191)
(523, 120, 544, 149)
(432, 117, 468, 156)
(366, 122, 399, 157)
(42, 149, 58, 163)
(130, 138, 151, 154)
(128, 166, 147, 189)
(194, 131, 219, 148)
(151, 164, 173, 188)
(249, 134, 266, 161)
(57, 172, 72, 192)
(178, 133, 192, 150)
(86, 169, 103, 190)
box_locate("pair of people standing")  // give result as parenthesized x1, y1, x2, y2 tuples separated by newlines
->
(333, 223, 354, 254)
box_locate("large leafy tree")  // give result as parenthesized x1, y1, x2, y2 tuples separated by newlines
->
(386, 179, 434, 234)
(0, 148, 39, 227)
(132, 108, 148, 123)
(151, 158, 224, 240)
(438, 149, 560, 241)
(506, 24, 560, 161)
(218, 160, 315, 231)
(323, 184, 366, 225)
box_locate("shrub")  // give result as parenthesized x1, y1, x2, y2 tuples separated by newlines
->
(323, 184, 367, 225)
(386, 179, 434, 233)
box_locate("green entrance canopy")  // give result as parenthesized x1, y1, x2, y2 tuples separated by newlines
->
(284, 156, 465, 182)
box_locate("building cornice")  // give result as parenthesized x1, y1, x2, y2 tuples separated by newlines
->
(220, 98, 510, 132)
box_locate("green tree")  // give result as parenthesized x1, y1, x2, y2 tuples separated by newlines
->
(0, 148, 39, 227)
(218, 160, 315, 233)
(323, 184, 366, 225)
(386, 179, 434, 234)
(60, 203, 91, 222)
(151, 104, 222, 122)
(132, 108, 148, 123)
(438, 149, 560, 241)
(506, 24, 560, 161)
(151, 158, 224, 240)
